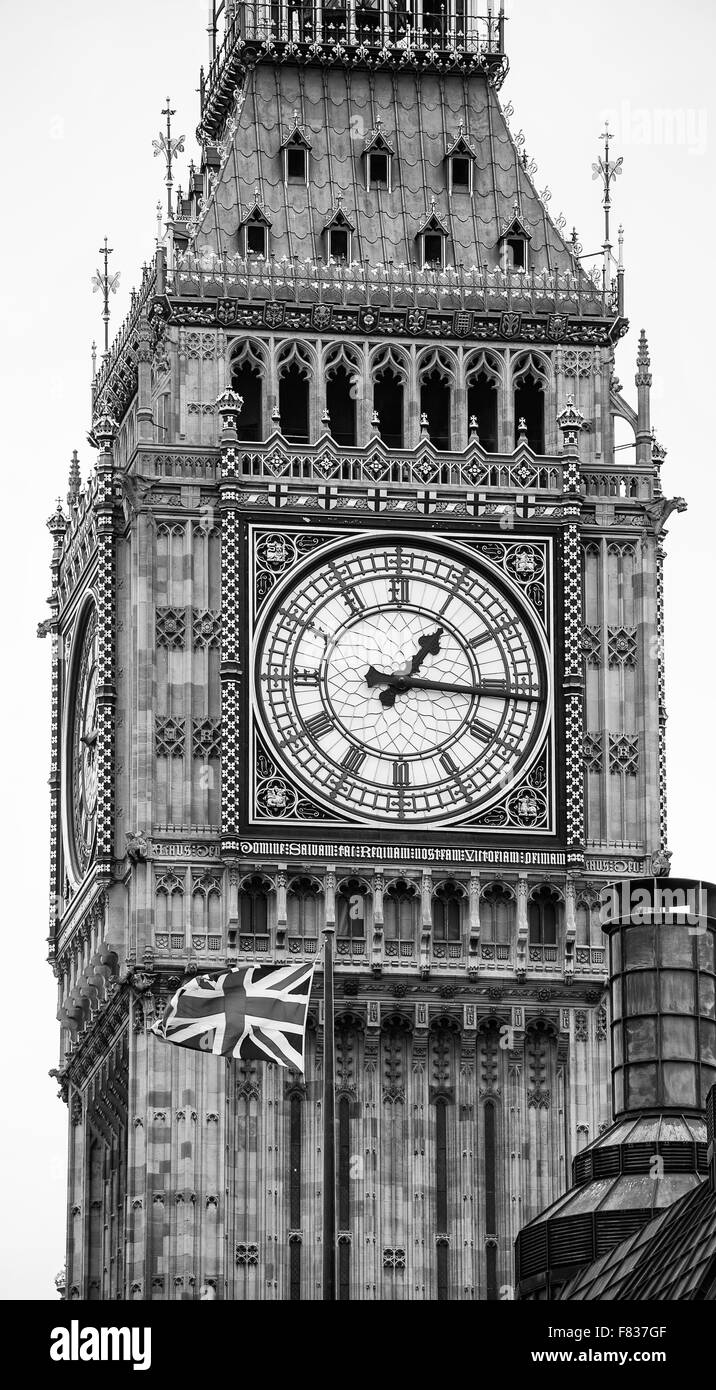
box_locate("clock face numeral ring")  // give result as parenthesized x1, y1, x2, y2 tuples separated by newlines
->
(66, 604, 99, 878)
(253, 535, 551, 827)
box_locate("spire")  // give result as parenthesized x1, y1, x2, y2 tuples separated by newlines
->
(91, 238, 121, 356)
(153, 98, 186, 220)
(592, 122, 623, 291)
(635, 330, 652, 465)
(67, 451, 81, 507)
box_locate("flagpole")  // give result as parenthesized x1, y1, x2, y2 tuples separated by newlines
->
(322, 918, 336, 1301)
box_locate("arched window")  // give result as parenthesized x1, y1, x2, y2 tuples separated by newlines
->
(484, 1099, 498, 1299)
(355, 1, 381, 43)
(238, 873, 271, 950)
(383, 878, 418, 956)
(277, 344, 312, 444)
(231, 351, 264, 442)
(419, 356, 453, 450)
(336, 877, 369, 955)
(372, 350, 407, 448)
(155, 876, 184, 951)
(191, 875, 222, 953)
(481, 883, 514, 945)
(325, 348, 360, 447)
(514, 357, 548, 454)
(528, 886, 560, 946)
(433, 882, 463, 943)
(287, 875, 321, 943)
(388, 0, 413, 42)
(466, 361, 500, 453)
(422, 0, 447, 42)
(323, 0, 347, 42)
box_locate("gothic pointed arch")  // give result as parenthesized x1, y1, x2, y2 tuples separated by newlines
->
(276, 340, 314, 444)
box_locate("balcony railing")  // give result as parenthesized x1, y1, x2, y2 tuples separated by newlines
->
(201, 4, 507, 134)
(168, 250, 613, 319)
(234, 437, 564, 489)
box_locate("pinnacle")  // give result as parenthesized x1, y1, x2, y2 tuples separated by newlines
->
(67, 450, 81, 506)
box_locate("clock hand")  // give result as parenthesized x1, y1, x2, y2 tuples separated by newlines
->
(378, 676, 543, 708)
(365, 625, 444, 690)
(409, 626, 444, 675)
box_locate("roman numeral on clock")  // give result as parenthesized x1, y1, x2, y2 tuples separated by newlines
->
(389, 577, 410, 605)
(342, 745, 366, 774)
(470, 717, 495, 744)
(393, 760, 410, 788)
(440, 751, 459, 776)
(293, 668, 320, 686)
(306, 711, 333, 740)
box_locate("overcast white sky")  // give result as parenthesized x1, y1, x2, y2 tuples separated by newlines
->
(0, 0, 713, 1300)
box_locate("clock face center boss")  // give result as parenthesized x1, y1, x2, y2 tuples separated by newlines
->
(252, 537, 552, 826)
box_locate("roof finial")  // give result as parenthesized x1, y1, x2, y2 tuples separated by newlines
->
(91, 238, 121, 356)
(91, 341, 97, 381)
(592, 122, 624, 292)
(292, 108, 300, 127)
(153, 97, 186, 220)
(430, 195, 437, 214)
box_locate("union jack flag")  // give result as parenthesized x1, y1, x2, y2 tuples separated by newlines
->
(151, 963, 315, 1072)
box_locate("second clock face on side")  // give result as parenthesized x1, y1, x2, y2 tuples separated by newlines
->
(253, 537, 551, 826)
(68, 605, 99, 877)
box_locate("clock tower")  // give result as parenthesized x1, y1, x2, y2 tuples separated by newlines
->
(44, 1, 684, 1301)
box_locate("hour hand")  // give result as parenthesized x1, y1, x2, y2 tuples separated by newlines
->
(366, 665, 396, 690)
(410, 626, 444, 674)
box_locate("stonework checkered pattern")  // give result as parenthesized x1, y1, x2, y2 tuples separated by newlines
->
(656, 546, 668, 851)
(563, 520, 585, 849)
(221, 458, 241, 842)
(95, 463, 117, 862)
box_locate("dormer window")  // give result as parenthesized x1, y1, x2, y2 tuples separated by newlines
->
(364, 121, 395, 192)
(368, 151, 388, 188)
(281, 113, 311, 187)
(323, 202, 355, 264)
(424, 234, 444, 267)
(499, 205, 532, 272)
(239, 195, 272, 259)
(286, 148, 306, 183)
(445, 126, 476, 196)
(416, 203, 448, 269)
(246, 223, 266, 255)
(508, 236, 526, 269)
(330, 228, 349, 260)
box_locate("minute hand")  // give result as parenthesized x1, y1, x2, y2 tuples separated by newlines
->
(379, 675, 543, 702)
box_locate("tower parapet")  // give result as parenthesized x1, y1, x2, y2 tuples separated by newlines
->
(200, 1, 508, 140)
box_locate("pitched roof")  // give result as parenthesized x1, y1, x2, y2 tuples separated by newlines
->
(194, 60, 586, 275)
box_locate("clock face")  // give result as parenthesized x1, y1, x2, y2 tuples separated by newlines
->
(253, 537, 551, 826)
(68, 607, 99, 876)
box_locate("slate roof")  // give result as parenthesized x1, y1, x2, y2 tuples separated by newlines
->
(195, 61, 583, 275)
(558, 1179, 716, 1301)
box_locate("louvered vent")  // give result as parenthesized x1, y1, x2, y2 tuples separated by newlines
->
(592, 1147, 621, 1178)
(594, 1209, 650, 1256)
(548, 1215, 593, 1267)
(516, 1225, 548, 1279)
(572, 1152, 592, 1185)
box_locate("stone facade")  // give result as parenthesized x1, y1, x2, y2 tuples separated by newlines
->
(42, 2, 682, 1300)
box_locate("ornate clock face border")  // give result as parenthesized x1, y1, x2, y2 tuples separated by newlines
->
(246, 526, 557, 836)
(62, 596, 99, 886)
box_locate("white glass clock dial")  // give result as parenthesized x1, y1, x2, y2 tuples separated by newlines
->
(253, 538, 550, 825)
(68, 607, 99, 874)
